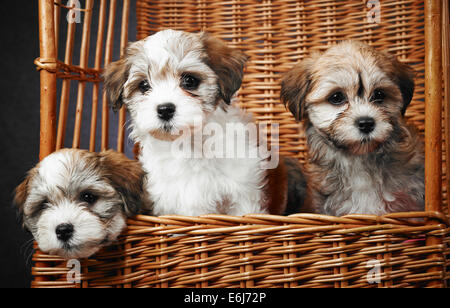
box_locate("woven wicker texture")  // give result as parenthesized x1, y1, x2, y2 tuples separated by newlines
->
(137, 0, 426, 161)
(136, 0, 450, 213)
(31, 0, 449, 288)
(31, 213, 449, 288)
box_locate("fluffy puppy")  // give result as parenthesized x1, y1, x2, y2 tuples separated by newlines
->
(281, 41, 424, 216)
(14, 149, 152, 259)
(104, 29, 303, 216)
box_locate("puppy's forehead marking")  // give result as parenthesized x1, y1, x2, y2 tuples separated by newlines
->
(37, 150, 75, 188)
(310, 42, 391, 101)
(357, 72, 364, 98)
(35, 150, 100, 192)
(334, 43, 390, 87)
(139, 30, 207, 77)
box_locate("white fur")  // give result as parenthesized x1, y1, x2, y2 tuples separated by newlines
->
(139, 105, 268, 216)
(308, 102, 347, 130)
(124, 30, 270, 216)
(323, 154, 386, 216)
(38, 150, 76, 189)
(333, 102, 393, 143)
(36, 201, 106, 259)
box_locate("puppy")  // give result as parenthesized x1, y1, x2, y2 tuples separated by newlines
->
(14, 149, 152, 259)
(104, 29, 304, 216)
(281, 40, 424, 216)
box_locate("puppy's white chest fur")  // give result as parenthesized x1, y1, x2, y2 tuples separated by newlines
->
(139, 106, 268, 216)
(322, 153, 422, 216)
(328, 157, 385, 216)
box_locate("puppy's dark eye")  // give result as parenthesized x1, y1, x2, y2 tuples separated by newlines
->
(33, 199, 49, 214)
(371, 89, 386, 103)
(328, 92, 347, 106)
(40, 199, 49, 208)
(80, 192, 98, 205)
(180, 74, 201, 91)
(139, 80, 151, 93)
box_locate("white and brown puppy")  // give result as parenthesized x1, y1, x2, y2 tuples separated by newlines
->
(103, 29, 295, 216)
(281, 40, 424, 216)
(14, 149, 152, 259)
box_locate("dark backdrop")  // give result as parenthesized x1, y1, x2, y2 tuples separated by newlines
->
(0, 0, 137, 288)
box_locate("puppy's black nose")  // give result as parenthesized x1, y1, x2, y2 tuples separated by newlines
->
(157, 103, 176, 121)
(55, 223, 74, 242)
(356, 117, 375, 134)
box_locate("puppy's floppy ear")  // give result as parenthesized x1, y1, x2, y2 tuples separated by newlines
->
(384, 53, 415, 116)
(103, 57, 130, 112)
(99, 150, 150, 216)
(201, 33, 249, 105)
(280, 57, 315, 121)
(13, 172, 33, 228)
(103, 42, 142, 112)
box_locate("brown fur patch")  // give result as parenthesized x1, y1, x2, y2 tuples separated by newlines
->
(103, 42, 144, 112)
(14, 172, 32, 222)
(14, 167, 41, 228)
(377, 52, 415, 115)
(283, 157, 308, 214)
(200, 33, 249, 105)
(264, 156, 288, 215)
(280, 56, 317, 120)
(97, 150, 153, 216)
(303, 170, 323, 214)
(103, 58, 130, 112)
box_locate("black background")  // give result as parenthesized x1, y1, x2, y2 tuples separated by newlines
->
(0, 0, 137, 288)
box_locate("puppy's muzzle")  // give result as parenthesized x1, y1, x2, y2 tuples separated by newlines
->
(157, 103, 176, 121)
(55, 223, 74, 242)
(356, 117, 375, 134)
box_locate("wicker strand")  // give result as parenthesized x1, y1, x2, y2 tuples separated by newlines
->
(73, 0, 94, 149)
(53, 1, 92, 12)
(31, 212, 449, 288)
(89, 0, 108, 152)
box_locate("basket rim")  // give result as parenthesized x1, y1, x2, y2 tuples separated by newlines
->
(128, 211, 449, 226)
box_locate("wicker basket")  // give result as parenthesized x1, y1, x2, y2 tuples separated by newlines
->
(31, 0, 450, 288)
